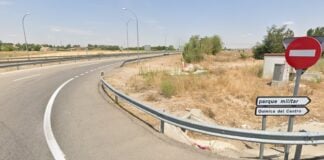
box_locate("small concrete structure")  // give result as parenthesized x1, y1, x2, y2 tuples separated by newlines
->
(263, 53, 291, 83)
(144, 45, 151, 51)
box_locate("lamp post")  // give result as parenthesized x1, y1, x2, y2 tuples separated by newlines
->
(22, 12, 30, 58)
(126, 19, 131, 50)
(122, 8, 139, 62)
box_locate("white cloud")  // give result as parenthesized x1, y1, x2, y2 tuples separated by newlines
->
(50, 27, 61, 32)
(0, 0, 13, 6)
(144, 20, 159, 25)
(49, 26, 94, 36)
(283, 21, 295, 25)
(241, 33, 253, 37)
(8, 34, 17, 37)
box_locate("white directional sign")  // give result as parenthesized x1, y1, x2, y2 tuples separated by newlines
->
(255, 107, 309, 116)
(256, 96, 310, 106)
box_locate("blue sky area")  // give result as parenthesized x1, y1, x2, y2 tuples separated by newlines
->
(1, 0, 324, 48)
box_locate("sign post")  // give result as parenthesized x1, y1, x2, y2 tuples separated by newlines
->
(257, 37, 321, 159)
(256, 96, 310, 159)
(283, 37, 321, 160)
(259, 115, 267, 160)
(284, 69, 302, 160)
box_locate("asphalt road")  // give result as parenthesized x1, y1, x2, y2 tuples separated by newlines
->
(0, 56, 227, 160)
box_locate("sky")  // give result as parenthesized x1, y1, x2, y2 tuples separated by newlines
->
(1, 0, 324, 48)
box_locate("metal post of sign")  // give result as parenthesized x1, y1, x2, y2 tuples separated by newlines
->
(294, 129, 306, 160)
(284, 69, 303, 160)
(259, 115, 267, 159)
(294, 144, 303, 160)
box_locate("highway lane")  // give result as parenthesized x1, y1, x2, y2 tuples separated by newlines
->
(0, 55, 228, 160)
(0, 57, 127, 159)
(51, 62, 228, 160)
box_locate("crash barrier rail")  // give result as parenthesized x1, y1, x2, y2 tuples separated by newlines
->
(119, 53, 174, 67)
(101, 78, 324, 145)
(0, 51, 166, 69)
(100, 55, 324, 158)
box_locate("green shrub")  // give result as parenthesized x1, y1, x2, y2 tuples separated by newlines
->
(182, 35, 204, 63)
(160, 79, 175, 98)
(240, 53, 249, 59)
(253, 25, 294, 59)
(182, 35, 222, 63)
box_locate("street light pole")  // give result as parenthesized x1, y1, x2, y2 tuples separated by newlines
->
(126, 19, 131, 50)
(122, 8, 139, 62)
(22, 13, 30, 58)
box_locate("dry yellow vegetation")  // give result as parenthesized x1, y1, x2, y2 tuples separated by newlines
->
(107, 52, 324, 129)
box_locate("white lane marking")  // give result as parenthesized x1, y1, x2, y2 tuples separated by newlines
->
(43, 78, 74, 160)
(42, 61, 120, 160)
(289, 49, 316, 57)
(79, 62, 98, 67)
(80, 73, 84, 76)
(85, 71, 88, 74)
(13, 74, 41, 82)
(74, 75, 79, 78)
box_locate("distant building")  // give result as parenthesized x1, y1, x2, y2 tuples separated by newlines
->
(144, 45, 151, 51)
(263, 53, 291, 82)
(40, 47, 50, 52)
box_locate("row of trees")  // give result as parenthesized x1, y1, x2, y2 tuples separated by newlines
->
(253, 26, 324, 59)
(0, 41, 42, 51)
(87, 44, 120, 51)
(151, 45, 175, 51)
(125, 45, 175, 51)
(182, 35, 222, 63)
(0, 40, 176, 52)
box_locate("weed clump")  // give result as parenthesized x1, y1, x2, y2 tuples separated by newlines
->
(160, 79, 176, 98)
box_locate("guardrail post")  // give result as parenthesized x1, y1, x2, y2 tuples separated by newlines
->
(16, 65, 20, 70)
(114, 95, 118, 104)
(160, 120, 164, 134)
(101, 72, 104, 76)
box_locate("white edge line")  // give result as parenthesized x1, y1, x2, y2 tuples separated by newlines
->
(42, 62, 120, 159)
(43, 78, 74, 160)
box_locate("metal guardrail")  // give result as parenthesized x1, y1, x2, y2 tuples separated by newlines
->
(100, 57, 324, 145)
(120, 53, 175, 67)
(0, 52, 165, 69)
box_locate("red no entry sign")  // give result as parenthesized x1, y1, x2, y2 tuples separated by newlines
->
(285, 37, 322, 69)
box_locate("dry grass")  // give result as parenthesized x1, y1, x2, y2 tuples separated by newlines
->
(107, 53, 324, 129)
(310, 58, 324, 73)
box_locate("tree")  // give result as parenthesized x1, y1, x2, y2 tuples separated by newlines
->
(307, 27, 324, 36)
(0, 40, 2, 51)
(200, 35, 222, 55)
(182, 35, 203, 63)
(182, 35, 223, 63)
(307, 27, 324, 56)
(253, 25, 294, 59)
(167, 45, 175, 50)
(210, 35, 222, 55)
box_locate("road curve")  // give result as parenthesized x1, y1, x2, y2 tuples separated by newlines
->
(0, 56, 228, 160)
